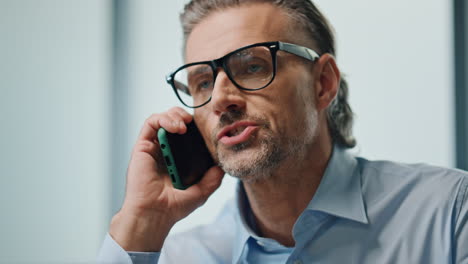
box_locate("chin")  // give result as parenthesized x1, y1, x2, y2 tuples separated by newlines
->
(216, 137, 283, 182)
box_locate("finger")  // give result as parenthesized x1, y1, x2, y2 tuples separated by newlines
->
(158, 115, 185, 134)
(170, 107, 193, 123)
(197, 166, 224, 199)
(138, 111, 187, 142)
(181, 166, 224, 207)
(137, 114, 162, 141)
(167, 111, 189, 134)
(132, 139, 160, 159)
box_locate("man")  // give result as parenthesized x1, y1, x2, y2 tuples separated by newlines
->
(98, 0, 468, 263)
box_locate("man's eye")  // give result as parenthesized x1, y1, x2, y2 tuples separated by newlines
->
(198, 80, 212, 89)
(247, 64, 263, 73)
(188, 74, 213, 94)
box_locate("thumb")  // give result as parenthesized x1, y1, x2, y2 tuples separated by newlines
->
(183, 166, 224, 207)
(197, 166, 225, 198)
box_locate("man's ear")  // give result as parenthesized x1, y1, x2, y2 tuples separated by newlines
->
(313, 54, 340, 111)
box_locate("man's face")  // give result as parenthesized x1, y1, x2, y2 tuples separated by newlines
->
(185, 3, 321, 181)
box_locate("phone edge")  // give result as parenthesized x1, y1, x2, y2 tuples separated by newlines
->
(157, 128, 187, 190)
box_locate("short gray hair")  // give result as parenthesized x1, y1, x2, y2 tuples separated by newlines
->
(180, 0, 356, 148)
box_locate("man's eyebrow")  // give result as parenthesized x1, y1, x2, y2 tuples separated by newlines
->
(187, 65, 212, 79)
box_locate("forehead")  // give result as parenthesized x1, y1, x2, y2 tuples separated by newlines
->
(185, 3, 293, 63)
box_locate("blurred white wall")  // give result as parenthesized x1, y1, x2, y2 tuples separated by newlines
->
(314, 0, 455, 167)
(122, 0, 455, 235)
(0, 0, 111, 262)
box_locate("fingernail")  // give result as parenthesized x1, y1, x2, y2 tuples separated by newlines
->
(179, 121, 185, 128)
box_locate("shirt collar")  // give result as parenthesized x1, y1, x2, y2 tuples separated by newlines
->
(307, 145, 368, 224)
(231, 145, 369, 262)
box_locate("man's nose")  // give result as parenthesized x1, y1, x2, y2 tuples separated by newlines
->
(210, 70, 246, 115)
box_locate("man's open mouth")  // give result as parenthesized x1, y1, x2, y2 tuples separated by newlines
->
(217, 122, 260, 146)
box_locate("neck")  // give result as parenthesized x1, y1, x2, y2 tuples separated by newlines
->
(242, 132, 333, 247)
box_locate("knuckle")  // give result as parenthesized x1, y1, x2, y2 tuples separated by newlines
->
(135, 140, 155, 153)
(167, 111, 181, 120)
(168, 107, 180, 115)
(172, 107, 191, 117)
(144, 114, 158, 126)
(171, 106, 184, 112)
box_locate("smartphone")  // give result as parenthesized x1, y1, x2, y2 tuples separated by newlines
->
(157, 121, 215, 190)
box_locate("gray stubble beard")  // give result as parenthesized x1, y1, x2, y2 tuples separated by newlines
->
(216, 112, 318, 183)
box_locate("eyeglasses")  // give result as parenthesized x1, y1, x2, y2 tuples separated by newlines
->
(166, 41, 321, 108)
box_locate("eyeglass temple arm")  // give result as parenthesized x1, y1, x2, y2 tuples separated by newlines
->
(167, 74, 191, 96)
(278, 42, 320, 62)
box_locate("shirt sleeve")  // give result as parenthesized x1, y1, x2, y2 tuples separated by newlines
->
(128, 251, 161, 264)
(96, 233, 161, 264)
(455, 176, 468, 264)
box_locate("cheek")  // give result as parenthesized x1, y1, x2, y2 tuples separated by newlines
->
(269, 84, 315, 134)
(194, 111, 216, 150)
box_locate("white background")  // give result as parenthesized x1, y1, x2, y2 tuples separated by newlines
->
(0, 0, 454, 262)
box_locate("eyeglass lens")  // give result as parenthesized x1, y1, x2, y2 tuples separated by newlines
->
(173, 45, 274, 107)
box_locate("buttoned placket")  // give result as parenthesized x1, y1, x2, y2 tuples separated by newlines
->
(286, 210, 332, 264)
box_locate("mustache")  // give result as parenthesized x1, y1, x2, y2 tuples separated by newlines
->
(219, 108, 246, 126)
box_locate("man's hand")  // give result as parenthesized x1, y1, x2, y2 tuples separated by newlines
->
(109, 107, 224, 252)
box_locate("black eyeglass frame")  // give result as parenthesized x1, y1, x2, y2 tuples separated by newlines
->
(166, 41, 321, 108)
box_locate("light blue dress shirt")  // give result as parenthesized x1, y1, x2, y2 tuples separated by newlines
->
(98, 146, 468, 263)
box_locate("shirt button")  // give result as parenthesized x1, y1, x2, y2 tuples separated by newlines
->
(293, 260, 302, 264)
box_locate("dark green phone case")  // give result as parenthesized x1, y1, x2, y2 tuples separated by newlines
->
(157, 128, 186, 190)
